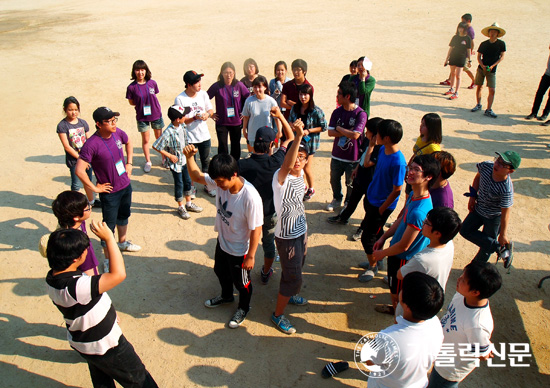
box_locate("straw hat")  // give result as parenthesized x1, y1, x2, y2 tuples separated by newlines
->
(481, 22, 506, 38)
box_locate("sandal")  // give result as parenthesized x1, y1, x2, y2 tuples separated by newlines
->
(375, 304, 395, 315)
(322, 361, 349, 378)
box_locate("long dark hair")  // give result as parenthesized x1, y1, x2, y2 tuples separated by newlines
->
(294, 83, 315, 114)
(131, 60, 152, 81)
(217, 62, 238, 87)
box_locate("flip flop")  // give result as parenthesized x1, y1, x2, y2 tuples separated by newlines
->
(375, 304, 395, 315)
(322, 361, 349, 378)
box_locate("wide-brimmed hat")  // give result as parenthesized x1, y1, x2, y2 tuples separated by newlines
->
(482, 22, 506, 38)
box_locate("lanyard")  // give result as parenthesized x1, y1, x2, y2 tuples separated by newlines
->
(99, 132, 124, 164)
(136, 81, 150, 105)
(223, 85, 236, 108)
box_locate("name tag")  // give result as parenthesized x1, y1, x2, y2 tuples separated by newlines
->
(115, 160, 126, 176)
(227, 107, 235, 118)
(143, 105, 152, 116)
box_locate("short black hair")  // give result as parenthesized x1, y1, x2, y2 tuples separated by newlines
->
(253, 140, 272, 154)
(378, 119, 403, 144)
(412, 154, 441, 188)
(349, 60, 358, 67)
(167, 106, 185, 122)
(432, 151, 456, 180)
(366, 117, 384, 137)
(463, 262, 502, 299)
(462, 13, 472, 22)
(401, 272, 444, 320)
(47, 229, 89, 271)
(427, 207, 462, 244)
(208, 153, 239, 180)
(52, 191, 88, 229)
(338, 80, 357, 102)
(291, 58, 308, 74)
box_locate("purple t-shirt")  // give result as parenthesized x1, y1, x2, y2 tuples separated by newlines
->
(78, 223, 99, 274)
(328, 106, 367, 162)
(79, 128, 130, 193)
(467, 26, 475, 40)
(207, 81, 250, 126)
(429, 182, 454, 209)
(126, 80, 162, 122)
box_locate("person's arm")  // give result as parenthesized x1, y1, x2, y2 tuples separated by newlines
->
(498, 206, 511, 246)
(272, 107, 294, 148)
(277, 122, 304, 184)
(128, 99, 135, 106)
(124, 137, 133, 177)
(242, 115, 250, 142)
(242, 226, 262, 270)
(363, 139, 377, 168)
(75, 158, 112, 193)
(468, 173, 481, 212)
(58, 133, 80, 160)
(379, 184, 402, 215)
(183, 145, 207, 185)
(477, 51, 483, 67)
(89, 220, 126, 293)
(333, 125, 361, 139)
(374, 225, 420, 261)
(372, 214, 403, 253)
(280, 93, 295, 110)
(489, 52, 505, 71)
(445, 46, 453, 66)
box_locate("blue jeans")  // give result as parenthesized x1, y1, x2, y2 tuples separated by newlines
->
(171, 168, 192, 202)
(69, 163, 93, 192)
(427, 367, 459, 388)
(460, 209, 501, 263)
(191, 139, 211, 173)
(78, 335, 158, 388)
(330, 158, 358, 202)
(99, 184, 132, 232)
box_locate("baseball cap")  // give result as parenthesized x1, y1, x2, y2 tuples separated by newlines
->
(495, 151, 521, 169)
(255, 126, 277, 142)
(184, 70, 204, 86)
(288, 139, 311, 155)
(93, 107, 120, 123)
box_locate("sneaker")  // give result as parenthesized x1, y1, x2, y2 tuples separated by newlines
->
(358, 266, 378, 283)
(351, 228, 363, 241)
(303, 188, 315, 201)
(204, 295, 234, 308)
(467, 82, 475, 89)
(271, 313, 296, 334)
(525, 113, 537, 120)
(538, 113, 549, 121)
(178, 206, 191, 220)
(327, 215, 348, 225)
(275, 255, 280, 262)
(228, 308, 248, 329)
(326, 199, 342, 212)
(260, 266, 273, 285)
(444, 88, 454, 96)
(190, 186, 197, 200)
(289, 295, 308, 305)
(117, 240, 141, 252)
(449, 93, 458, 100)
(103, 259, 110, 273)
(186, 202, 203, 213)
(484, 109, 498, 118)
(91, 199, 102, 209)
(439, 80, 451, 86)
(143, 162, 152, 173)
(471, 104, 482, 112)
(204, 186, 216, 197)
(498, 242, 514, 269)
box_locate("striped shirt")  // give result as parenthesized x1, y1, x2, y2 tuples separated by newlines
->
(475, 161, 513, 218)
(46, 270, 122, 355)
(272, 169, 307, 239)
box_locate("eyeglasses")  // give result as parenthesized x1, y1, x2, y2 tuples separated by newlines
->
(296, 155, 307, 161)
(84, 204, 92, 212)
(103, 118, 118, 125)
(422, 219, 432, 227)
(494, 156, 512, 169)
(408, 165, 424, 173)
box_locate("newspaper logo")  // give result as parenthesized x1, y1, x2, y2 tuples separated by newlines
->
(354, 332, 400, 378)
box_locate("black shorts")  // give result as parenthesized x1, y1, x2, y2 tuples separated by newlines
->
(360, 200, 393, 254)
(387, 255, 407, 295)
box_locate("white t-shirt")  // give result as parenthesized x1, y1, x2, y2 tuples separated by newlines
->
(434, 292, 494, 382)
(174, 90, 213, 144)
(205, 175, 263, 256)
(368, 315, 443, 388)
(242, 95, 278, 143)
(272, 169, 307, 239)
(400, 241, 454, 292)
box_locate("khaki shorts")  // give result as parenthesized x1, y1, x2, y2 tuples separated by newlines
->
(475, 66, 496, 88)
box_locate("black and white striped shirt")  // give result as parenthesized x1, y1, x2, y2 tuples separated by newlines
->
(272, 169, 307, 239)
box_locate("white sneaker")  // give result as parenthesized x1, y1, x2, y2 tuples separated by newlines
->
(326, 199, 341, 212)
(178, 206, 191, 220)
(117, 241, 142, 252)
(143, 162, 152, 173)
(185, 202, 203, 213)
(204, 186, 216, 197)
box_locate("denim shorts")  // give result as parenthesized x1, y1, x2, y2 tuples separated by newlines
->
(99, 184, 132, 232)
(137, 117, 164, 132)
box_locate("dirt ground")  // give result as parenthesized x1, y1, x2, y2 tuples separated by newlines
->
(1, 0, 549, 387)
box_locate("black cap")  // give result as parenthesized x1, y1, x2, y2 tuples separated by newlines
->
(288, 139, 311, 155)
(255, 126, 277, 142)
(93, 107, 120, 123)
(183, 70, 204, 86)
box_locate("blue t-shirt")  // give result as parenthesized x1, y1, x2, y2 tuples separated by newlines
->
(391, 194, 433, 261)
(367, 146, 407, 209)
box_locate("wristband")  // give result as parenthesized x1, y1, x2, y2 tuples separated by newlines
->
(463, 185, 477, 199)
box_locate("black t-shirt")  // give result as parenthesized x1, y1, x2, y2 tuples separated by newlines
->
(478, 39, 506, 73)
(238, 147, 286, 216)
(449, 35, 472, 61)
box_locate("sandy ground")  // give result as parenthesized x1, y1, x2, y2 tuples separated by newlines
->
(1, 0, 550, 387)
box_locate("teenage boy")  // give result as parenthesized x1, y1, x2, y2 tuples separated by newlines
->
(428, 262, 502, 387)
(326, 81, 367, 211)
(460, 151, 520, 267)
(525, 44, 550, 125)
(238, 107, 295, 284)
(371, 154, 440, 315)
(358, 119, 407, 280)
(349, 56, 376, 117)
(46, 222, 158, 387)
(76, 107, 140, 271)
(281, 59, 314, 120)
(471, 23, 506, 118)
(152, 105, 203, 219)
(175, 70, 216, 197)
(366, 272, 444, 388)
(271, 125, 309, 335)
(183, 147, 263, 329)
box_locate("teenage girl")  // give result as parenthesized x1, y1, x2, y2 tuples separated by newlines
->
(240, 58, 264, 95)
(444, 22, 472, 100)
(269, 61, 291, 109)
(126, 60, 164, 173)
(288, 83, 327, 200)
(56, 96, 98, 207)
